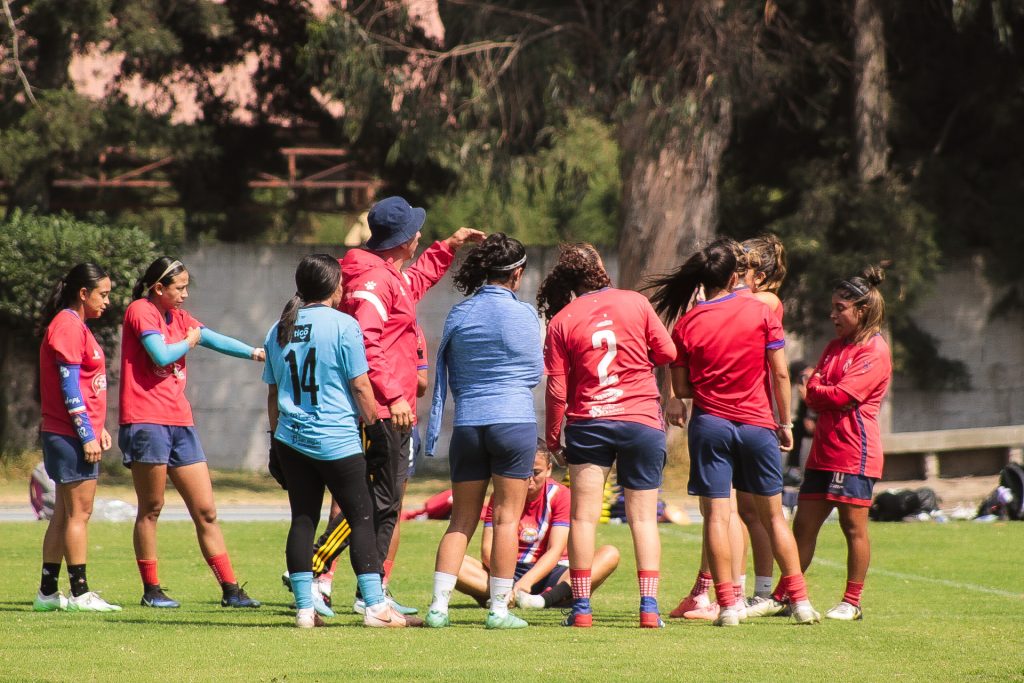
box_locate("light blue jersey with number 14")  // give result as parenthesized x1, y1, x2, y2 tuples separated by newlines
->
(263, 304, 369, 460)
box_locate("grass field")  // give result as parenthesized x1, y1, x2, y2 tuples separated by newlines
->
(1, 519, 1022, 682)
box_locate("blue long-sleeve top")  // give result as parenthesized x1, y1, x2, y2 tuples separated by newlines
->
(425, 285, 543, 455)
(141, 327, 255, 366)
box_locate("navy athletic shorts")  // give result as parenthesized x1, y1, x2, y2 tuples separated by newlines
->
(564, 419, 666, 490)
(515, 561, 569, 594)
(42, 432, 99, 485)
(119, 423, 206, 469)
(799, 468, 876, 507)
(687, 407, 783, 498)
(448, 423, 536, 482)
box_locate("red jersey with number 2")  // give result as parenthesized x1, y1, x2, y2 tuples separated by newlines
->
(544, 288, 675, 431)
(119, 298, 203, 426)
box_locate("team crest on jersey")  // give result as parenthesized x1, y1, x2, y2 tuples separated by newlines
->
(92, 348, 101, 360)
(520, 526, 539, 544)
(92, 373, 107, 394)
(292, 324, 312, 343)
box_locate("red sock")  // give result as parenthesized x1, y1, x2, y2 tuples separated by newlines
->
(843, 580, 864, 607)
(714, 582, 736, 608)
(771, 578, 788, 602)
(137, 559, 159, 587)
(638, 570, 659, 599)
(733, 584, 744, 602)
(206, 553, 236, 586)
(570, 569, 592, 600)
(691, 570, 713, 597)
(382, 559, 395, 585)
(782, 574, 808, 603)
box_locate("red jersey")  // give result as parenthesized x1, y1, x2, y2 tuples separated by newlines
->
(40, 310, 107, 438)
(805, 334, 891, 478)
(119, 298, 203, 426)
(544, 288, 675, 443)
(484, 478, 570, 565)
(672, 292, 784, 430)
(340, 241, 454, 421)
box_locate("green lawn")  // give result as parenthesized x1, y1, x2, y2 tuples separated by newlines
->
(1, 520, 1022, 682)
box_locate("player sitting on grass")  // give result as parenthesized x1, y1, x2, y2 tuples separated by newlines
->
(451, 443, 620, 611)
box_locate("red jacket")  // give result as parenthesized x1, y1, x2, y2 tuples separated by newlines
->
(339, 241, 454, 420)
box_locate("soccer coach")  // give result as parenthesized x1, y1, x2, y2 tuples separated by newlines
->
(340, 196, 484, 575)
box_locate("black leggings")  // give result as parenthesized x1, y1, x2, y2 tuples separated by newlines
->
(275, 440, 378, 577)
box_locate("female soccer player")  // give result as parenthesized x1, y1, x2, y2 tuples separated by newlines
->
(539, 243, 676, 628)
(35, 263, 120, 613)
(424, 233, 542, 629)
(120, 256, 264, 609)
(265, 254, 406, 628)
(792, 267, 891, 621)
(451, 442, 620, 611)
(650, 239, 818, 626)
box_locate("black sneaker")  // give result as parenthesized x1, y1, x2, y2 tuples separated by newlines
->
(221, 583, 261, 608)
(141, 586, 180, 608)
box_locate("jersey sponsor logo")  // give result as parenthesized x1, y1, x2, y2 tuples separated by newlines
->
(292, 324, 312, 343)
(595, 320, 613, 328)
(65, 396, 82, 407)
(365, 281, 377, 290)
(589, 404, 625, 418)
(60, 366, 70, 379)
(153, 362, 185, 380)
(92, 373, 107, 394)
(92, 348, 102, 360)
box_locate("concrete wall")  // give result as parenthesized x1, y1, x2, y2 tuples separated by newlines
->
(105, 245, 1022, 470)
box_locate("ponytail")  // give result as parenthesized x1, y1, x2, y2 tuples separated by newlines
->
(39, 263, 109, 333)
(452, 233, 527, 295)
(536, 243, 611, 321)
(742, 233, 787, 294)
(646, 239, 738, 322)
(278, 254, 341, 347)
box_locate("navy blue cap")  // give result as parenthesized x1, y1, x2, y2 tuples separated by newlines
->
(365, 196, 426, 251)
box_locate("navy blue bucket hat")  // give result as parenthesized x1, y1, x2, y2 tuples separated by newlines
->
(365, 196, 427, 251)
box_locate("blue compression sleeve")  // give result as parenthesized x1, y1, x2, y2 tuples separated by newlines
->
(58, 363, 96, 443)
(141, 333, 190, 367)
(198, 328, 255, 359)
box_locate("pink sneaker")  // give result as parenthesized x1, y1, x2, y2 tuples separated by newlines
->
(670, 592, 709, 618)
(683, 600, 720, 621)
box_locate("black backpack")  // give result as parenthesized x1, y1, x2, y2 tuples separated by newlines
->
(869, 487, 939, 522)
(975, 463, 1024, 520)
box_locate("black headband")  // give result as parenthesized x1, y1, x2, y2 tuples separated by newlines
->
(839, 279, 868, 298)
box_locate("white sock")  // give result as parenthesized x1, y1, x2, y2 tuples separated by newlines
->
(737, 574, 747, 593)
(755, 575, 773, 597)
(489, 576, 514, 617)
(429, 572, 458, 614)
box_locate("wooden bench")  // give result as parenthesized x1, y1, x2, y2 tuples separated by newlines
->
(881, 425, 1024, 480)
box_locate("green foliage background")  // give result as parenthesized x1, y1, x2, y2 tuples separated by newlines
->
(0, 211, 160, 346)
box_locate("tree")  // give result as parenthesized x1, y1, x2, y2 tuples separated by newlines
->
(0, 211, 159, 452)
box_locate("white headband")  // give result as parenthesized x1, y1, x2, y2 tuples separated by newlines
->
(147, 260, 184, 291)
(491, 255, 527, 272)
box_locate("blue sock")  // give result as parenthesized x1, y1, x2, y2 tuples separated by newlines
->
(573, 597, 591, 613)
(291, 572, 314, 610)
(640, 596, 659, 613)
(357, 573, 385, 608)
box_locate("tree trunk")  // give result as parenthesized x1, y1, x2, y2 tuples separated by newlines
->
(0, 331, 42, 455)
(616, 96, 733, 290)
(852, 0, 889, 183)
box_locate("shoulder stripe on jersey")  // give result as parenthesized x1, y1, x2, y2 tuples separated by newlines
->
(352, 290, 389, 322)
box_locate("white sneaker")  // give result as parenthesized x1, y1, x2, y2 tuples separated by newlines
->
(791, 601, 821, 625)
(296, 607, 325, 628)
(364, 602, 407, 628)
(825, 601, 863, 621)
(515, 590, 546, 609)
(33, 590, 68, 612)
(315, 577, 333, 598)
(745, 596, 788, 618)
(67, 592, 122, 612)
(713, 605, 743, 627)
